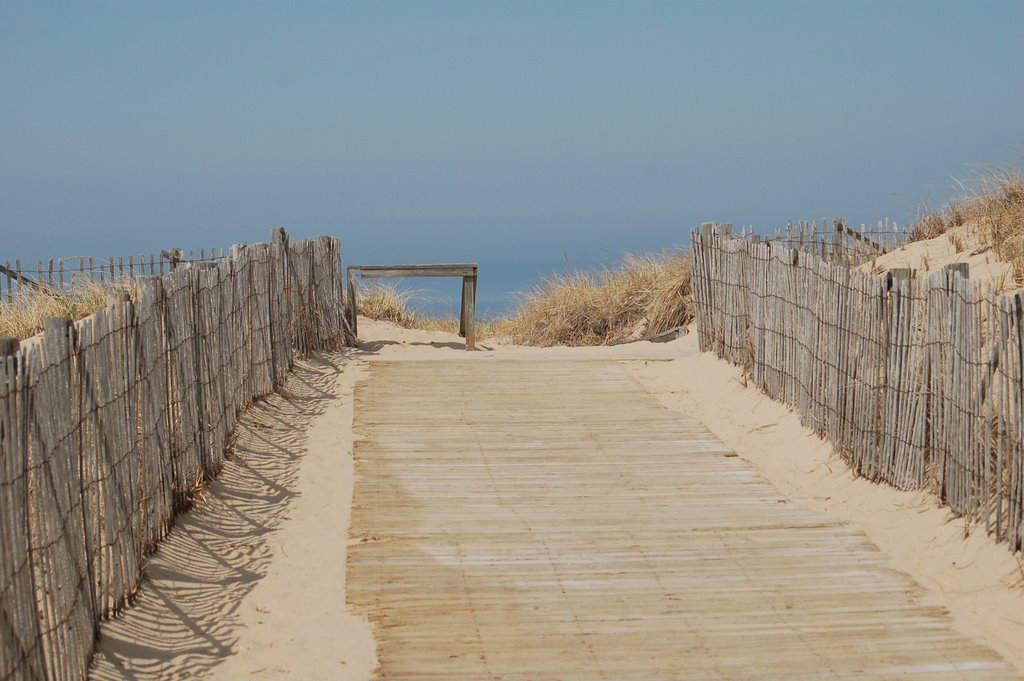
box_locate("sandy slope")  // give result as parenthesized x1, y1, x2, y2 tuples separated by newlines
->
(92, 318, 1024, 678)
(864, 223, 1017, 289)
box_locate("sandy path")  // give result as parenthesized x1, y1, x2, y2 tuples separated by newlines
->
(210, 354, 376, 679)
(89, 353, 377, 679)
(90, 319, 1024, 678)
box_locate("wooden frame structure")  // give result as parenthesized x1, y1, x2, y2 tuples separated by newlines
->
(346, 264, 479, 350)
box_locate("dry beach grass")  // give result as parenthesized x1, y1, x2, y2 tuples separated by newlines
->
(911, 167, 1024, 284)
(502, 251, 694, 346)
(0, 278, 136, 340)
(353, 251, 695, 347)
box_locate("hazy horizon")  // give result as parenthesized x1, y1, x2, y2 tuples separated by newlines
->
(3, 1, 1022, 314)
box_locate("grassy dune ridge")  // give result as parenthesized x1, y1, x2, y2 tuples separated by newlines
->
(0, 279, 135, 341)
(354, 250, 694, 347)
(911, 167, 1024, 284)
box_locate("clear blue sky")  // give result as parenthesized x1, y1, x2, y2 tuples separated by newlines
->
(2, 1, 1022, 310)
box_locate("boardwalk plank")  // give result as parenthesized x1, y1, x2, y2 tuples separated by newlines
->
(348, 359, 1020, 680)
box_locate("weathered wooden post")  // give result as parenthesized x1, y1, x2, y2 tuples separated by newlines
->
(946, 262, 970, 279)
(462, 271, 477, 351)
(271, 227, 289, 249)
(0, 336, 19, 357)
(270, 227, 293, 374)
(347, 266, 358, 339)
(161, 248, 183, 272)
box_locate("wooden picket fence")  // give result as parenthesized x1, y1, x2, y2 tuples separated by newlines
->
(0, 229, 348, 681)
(692, 223, 1024, 556)
(731, 217, 911, 265)
(1, 248, 228, 302)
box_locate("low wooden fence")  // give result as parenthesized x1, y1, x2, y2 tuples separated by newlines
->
(2, 248, 228, 302)
(692, 223, 1024, 555)
(0, 229, 347, 681)
(730, 218, 911, 264)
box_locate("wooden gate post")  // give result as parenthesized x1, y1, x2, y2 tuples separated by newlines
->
(347, 267, 358, 338)
(462, 272, 477, 351)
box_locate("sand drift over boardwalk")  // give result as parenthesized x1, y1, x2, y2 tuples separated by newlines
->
(347, 359, 1019, 680)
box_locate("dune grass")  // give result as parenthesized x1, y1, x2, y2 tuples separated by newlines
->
(501, 252, 693, 347)
(911, 166, 1024, 283)
(352, 281, 472, 335)
(352, 281, 424, 328)
(352, 252, 694, 347)
(0, 279, 135, 340)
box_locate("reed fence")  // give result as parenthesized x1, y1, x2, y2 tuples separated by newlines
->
(0, 229, 348, 681)
(692, 223, 1024, 556)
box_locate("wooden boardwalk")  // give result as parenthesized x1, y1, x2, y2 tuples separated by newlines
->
(347, 359, 1020, 680)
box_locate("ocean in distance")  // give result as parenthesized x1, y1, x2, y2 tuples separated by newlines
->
(384, 257, 595, 319)
(394, 260, 551, 318)
(381, 246, 693, 318)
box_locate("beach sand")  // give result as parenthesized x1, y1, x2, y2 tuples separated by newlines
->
(861, 223, 1016, 288)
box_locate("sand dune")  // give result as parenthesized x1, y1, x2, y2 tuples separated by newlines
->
(864, 223, 1016, 289)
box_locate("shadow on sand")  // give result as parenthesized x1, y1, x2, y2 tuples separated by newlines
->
(358, 339, 490, 353)
(89, 353, 350, 680)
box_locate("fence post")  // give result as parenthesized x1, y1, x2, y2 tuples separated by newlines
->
(161, 249, 183, 272)
(271, 227, 289, 248)
(271, 228, 291, 381)
(0, 336, 18, 357)
(947, 262, 970, 279)
(347, 267, 359, 339)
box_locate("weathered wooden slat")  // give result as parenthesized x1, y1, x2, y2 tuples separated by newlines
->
(27, 317, 94, 681)
(0, 262, 55, 295)
(0, 337, 48, 680)
(356, 263, 477, 278)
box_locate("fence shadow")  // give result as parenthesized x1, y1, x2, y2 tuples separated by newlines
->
(89, 354, 346, 680)
(357, 338, 488, 354)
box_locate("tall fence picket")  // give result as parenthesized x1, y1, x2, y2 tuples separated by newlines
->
(0, 342, 47, 680)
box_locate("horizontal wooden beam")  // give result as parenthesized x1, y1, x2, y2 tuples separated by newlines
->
(351, 264, 477, 279)
(0, 263, 58, 296)
(835, 221, 884, 252)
